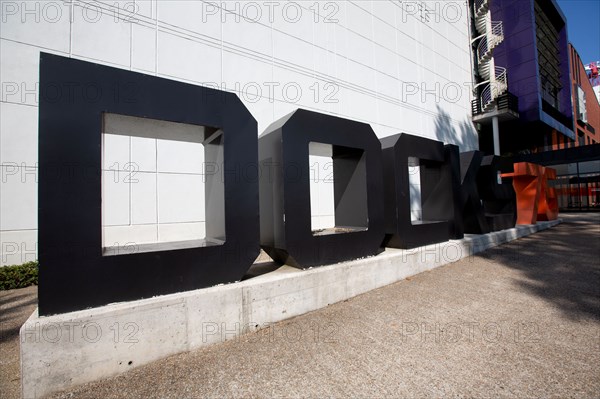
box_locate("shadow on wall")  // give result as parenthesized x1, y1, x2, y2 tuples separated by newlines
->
(433, 104, 479, 152)
(474, 214, 600, 321)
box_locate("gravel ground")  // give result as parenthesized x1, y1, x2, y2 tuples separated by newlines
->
(1, 214, 599, 398)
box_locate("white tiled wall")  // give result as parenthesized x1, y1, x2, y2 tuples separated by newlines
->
(408, 157, 422, 221)
(101, 114, 207, 249)
(309, 149, 336, 231)
(0, 0, 477, 265)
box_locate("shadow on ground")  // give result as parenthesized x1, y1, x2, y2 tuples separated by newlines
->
(474, 213, 600, 321)
(0, 289, 38, 341)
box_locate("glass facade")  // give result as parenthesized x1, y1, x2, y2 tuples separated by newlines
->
(553, 160, 600, 210)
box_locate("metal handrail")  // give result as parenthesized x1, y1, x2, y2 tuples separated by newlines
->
(481, 84, 493, 110)
(479, 67, 508, 110)
(490, 20, 504, 37)
(476, 20, 504, 64)
(477, 36, 490, 63)
(474, 0, 487, 17)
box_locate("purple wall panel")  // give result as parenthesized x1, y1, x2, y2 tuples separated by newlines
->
(489, 0, 573, 130)
(491, 0, 539, 119)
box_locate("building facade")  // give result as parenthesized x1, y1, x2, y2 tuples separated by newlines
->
(585, 60, 600, 102)
(570, 45, 600, 147)
(470, 0, 575, 155)
(0, 0, 478, 266)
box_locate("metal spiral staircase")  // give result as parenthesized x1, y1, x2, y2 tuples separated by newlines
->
(472, 0, 507, 112)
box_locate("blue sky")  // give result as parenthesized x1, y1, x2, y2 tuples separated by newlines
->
(556, 0, 600, 64)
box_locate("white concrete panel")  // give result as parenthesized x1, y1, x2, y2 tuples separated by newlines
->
(158, 222, 206, 242)
(374, 44, 399, 82)
(131, 136, 157, 173)
(345, 1, 372, 41)
(0, 229, 37, 266)
(333, 53, 349, 88)
(371, 0, 397, 28)
(0, 39, 42, 106)
(397, 60, 421, 96)
(421, 114, 438, 142)
(157, 173, 204, 224)
(222, 14, 271, 57)
(310, 216, 320, 230)
(344, 29, 373, 68)
(401, 107, 423, 136)
(396, 30, 418, 60)
(420, 24, 435, 51)
(308, 151, 334, 219)
(0, 0, 70, 52)
(131, 23, 156, 73)
(408, 157, 422, 222)
(321, 215, 335, 228)
(0, 101, 38, 166)
(272, 30, 314, 71)
(156, 139, 203, 174)
(131, 172, 157, 225)
(338, 87, 377, 123)
(373, 15, 397, 54)
(221, 51, 273, 98)
(102, 170, 130, 226)
(313, 12, 336, 51)
(271, 2, 314, 42)
(271, 67, 320, 110)
(103, 224, 158, 247)
(313, 47, 337, 88)
(102, 134, 130, 171)
(319, 179, 335, 218)
(219, 0, 272, 26)
(395, 2, 418, 38)
(311, 77, 341, 116)
(71, 3, 131, 67)
(345, 59, 376, 95)
(135, 0, 155, 19)
(157, 31, 221, 84)
(0, 165, 37, 230)
(157, 0, 220, 39)
(376, 67, 400, 102)
(376, 99, 402, 130)
(333, 15, 349, 56)
(309, 180, 320, 220)
(421, 47, 436, 81)
(433, 34, 450, 63)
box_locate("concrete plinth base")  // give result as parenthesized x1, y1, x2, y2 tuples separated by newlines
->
(20, 220, 560, 398)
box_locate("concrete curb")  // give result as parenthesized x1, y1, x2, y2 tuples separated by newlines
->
(20, 219, 561, 398)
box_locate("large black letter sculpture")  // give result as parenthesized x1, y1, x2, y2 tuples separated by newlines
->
(259, 109, 385, 268)
(456, 151, 490, 234)
(477, 156, 517, 231)
(420, 144, 464, 240)
(380, 134, 450, 249)
(38, 54, 260, 315)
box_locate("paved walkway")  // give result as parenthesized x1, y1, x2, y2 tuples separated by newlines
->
(1, 214, 599, 398)
(0, 285, 37, 399)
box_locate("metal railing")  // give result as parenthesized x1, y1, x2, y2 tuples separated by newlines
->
(472, 91, 519, 116)
(479, 67, 508, 110)
(474, 0, 486, 16)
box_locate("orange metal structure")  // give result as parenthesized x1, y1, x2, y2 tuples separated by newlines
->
(503, 162, 558, 224)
